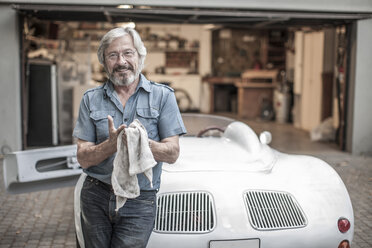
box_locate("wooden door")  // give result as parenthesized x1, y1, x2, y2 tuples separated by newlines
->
(300, 31, 324, 131)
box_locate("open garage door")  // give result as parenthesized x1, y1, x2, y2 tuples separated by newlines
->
(12, 2, 371, 149)
(3, 1, 372, 194)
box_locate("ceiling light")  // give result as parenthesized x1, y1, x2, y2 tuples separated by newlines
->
(117, 5, 133, 9)
(118, 22, 136, 29)
(204, 24, 221, 30)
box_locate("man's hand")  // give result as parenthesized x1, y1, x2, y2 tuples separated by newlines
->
(149, 136, 180, 164)
(76, 115, 126, 169)
(107, 115, 126, 147)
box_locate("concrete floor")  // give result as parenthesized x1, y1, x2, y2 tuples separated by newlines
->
(0, 118, 371, 247)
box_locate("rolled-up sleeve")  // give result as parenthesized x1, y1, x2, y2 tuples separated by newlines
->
(158, 91, 187, 140)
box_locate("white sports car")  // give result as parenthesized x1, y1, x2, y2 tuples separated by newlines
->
(4, 114, 353, 248)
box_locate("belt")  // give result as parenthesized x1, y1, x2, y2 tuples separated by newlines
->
(86, 175, 113, 192)
(85, 175, 158, 193)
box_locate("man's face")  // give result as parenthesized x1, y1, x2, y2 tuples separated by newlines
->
(104, 35, 140, 86)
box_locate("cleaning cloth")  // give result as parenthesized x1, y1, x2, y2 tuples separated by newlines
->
(112, 119, 157, 211)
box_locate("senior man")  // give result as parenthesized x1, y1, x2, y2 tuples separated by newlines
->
(73, 27, 186, 248)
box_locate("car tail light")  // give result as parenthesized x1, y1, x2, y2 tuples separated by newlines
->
(338, 240, 350, 248)
(338, 218, 351, 233)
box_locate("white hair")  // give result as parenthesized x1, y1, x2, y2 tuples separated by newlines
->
(97, 27, 147, 72)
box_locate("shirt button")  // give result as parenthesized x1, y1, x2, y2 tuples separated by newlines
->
(124, 118, 128, 122)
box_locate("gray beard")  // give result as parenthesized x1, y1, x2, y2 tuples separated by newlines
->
(109, 69, 140, 86)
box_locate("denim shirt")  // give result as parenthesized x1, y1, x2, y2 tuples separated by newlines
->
(73, 74, 187, 190)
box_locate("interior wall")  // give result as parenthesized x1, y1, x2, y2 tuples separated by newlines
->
(137, 23, 211, 77)
(0, 6, 21, 155)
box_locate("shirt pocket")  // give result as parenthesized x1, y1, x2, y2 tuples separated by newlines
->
(136, 108, 159, 140)
(90, 110, 116, 143)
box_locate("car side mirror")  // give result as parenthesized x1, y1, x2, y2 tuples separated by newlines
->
(259, 131, 272, 145)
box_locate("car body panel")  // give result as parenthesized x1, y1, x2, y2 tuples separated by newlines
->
(3, 145, 81, 194)
(147, 151, 353, 247)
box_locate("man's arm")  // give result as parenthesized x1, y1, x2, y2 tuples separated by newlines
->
(76, 115, 125, 169)
(149, 136, 180, 164)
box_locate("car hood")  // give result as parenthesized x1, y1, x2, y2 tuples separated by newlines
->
(163, 122, 277, 173)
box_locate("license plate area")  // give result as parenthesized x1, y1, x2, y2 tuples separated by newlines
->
(209, 239, 260, 248)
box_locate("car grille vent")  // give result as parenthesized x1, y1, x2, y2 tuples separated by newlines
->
(244, 190, 307, 230)
(154, 191, 215, 233)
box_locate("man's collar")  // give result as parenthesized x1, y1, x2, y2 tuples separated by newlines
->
(103, 80, 115, 98)
(137, 74, 152, 93)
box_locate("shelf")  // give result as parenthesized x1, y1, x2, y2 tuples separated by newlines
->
(165, 51, 198, 69)
(235, 82, 276, 88)
(148, 48, 199, 53)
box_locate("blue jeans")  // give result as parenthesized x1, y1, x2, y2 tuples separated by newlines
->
(80, 176, 157, 248)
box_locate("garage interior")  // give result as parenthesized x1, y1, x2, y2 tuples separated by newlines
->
(14, 4, 366, 151)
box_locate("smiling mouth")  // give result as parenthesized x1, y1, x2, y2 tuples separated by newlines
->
(115, 69, 130, 73)
(114, 66, 133, 73)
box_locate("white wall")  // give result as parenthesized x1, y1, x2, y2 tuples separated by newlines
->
(0, 6, 21, 155)
(348, 19, 372, 156)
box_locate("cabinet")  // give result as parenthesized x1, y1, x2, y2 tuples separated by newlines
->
(203, 77, 240, 113)
(235, 70, 278, 119)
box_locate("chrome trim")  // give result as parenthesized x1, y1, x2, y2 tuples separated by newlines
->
(244, 190, 307, 230)
(154, 191, 216, 233)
